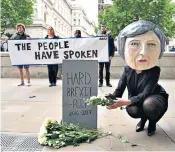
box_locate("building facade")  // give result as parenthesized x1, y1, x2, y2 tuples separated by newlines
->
(5, 0, 95, 39)
(98, 0, 113, 13)
(28, 0, 72, 38)
(71, 4, 95, 37)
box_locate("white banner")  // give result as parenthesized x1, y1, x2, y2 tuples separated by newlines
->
(8, 37, 109, 65)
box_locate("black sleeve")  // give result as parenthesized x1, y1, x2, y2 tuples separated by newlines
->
(129, 67, 160, 104)
(109, 36, 115, 57)
(112, 66, 127, 98)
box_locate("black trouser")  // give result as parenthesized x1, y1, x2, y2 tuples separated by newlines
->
(99, 61, 111, 84)
(47, 65, 58, 84)
(126, 94, 168, 123)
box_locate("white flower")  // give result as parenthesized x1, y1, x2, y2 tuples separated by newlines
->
(39, 125, 47, 136)
(90, 96, 97, 100)
(97, 95, 103, 98)
(43, 117, 54, 127)
(38, 136, 47, 145)
(48, 142, 52, 146)
(59, 134, 63, 138)
(108, 131, 112, 135)
(101, 96, 106, 100)
(38, 131, 47, 138)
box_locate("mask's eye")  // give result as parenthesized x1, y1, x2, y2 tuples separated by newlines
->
(130, 42, 139, 46)
(147, 42, 156, 48)
(129, 41, 140, 49)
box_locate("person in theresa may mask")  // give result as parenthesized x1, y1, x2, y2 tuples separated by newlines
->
(105, 20, 169, 136)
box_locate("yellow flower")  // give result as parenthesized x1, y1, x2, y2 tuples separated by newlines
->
(38, 131, 46, 138)
(43, 117, 54, 127)
(38, 136, 47, 145)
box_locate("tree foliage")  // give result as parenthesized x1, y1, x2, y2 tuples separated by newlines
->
(1, 0, 34, 34)
(98, 0, 175, 38)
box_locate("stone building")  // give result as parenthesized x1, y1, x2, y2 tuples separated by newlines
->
(5, 0, 95, 38)
(71, 4, 96, 37)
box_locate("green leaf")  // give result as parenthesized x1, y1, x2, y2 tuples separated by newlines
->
(118, 134, 122, 139)
(60, 120, 63, 125)
(98, 0, 175, 38)
(1, 0, 34, 34)
(120, 137, 129, 143)
(131, 144, 138, 147)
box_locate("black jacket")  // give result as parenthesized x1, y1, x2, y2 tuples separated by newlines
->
(45, 35, 59, 39)
(112, 65, 169, 105)
(108, 35, 115, 57)
(11, 32, 30, 40)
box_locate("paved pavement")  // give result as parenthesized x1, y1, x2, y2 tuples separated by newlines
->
(1, 78, 175, 151)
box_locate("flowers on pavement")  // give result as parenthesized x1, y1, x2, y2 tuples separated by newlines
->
(38, 117, 110, 149)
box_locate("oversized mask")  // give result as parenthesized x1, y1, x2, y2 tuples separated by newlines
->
(117, 20, 166, 70)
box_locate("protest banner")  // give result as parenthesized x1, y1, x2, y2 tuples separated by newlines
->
(8, 37, 109, 65)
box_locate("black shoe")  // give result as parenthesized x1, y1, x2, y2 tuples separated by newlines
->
(136, 118, 147, 132)
(53, 83, 56, 86)
(99, 83, 103, 87)
(18, 82, 25, 86)
(147, 121, 156, 136)
(106, 83, 112, 87)
(49, 84, 53, 87)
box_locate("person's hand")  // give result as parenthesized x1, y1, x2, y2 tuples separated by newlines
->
(106, 98, 131, 110)
(26, 37, 30, 40)
(109, 56, 113, 60)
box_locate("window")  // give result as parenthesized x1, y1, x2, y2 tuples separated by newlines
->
(61, 24, 63, 32)
(54, 0, 56, 5)
(64, 27, 67, 36)
(78, 19, 80, 25)
(67, 27, 69, 36)
(73, 19, 76, 25)
(98, 0, 104, 3)
(61, 6, 63, 14)
(58, 0, 60, 10)
(34, 8, 38, 19)
(54, 19, 57, 29)
(58, 21, 60, 31)
(44, 5, 47, 22)
(66, 12, 68, 20)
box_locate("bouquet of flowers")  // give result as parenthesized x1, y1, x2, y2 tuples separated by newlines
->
(85, 94, 116, 106)
(85, 95, 126, 110)
(38, 117, 110, 149)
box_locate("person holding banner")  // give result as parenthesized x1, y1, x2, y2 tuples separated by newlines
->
(98, 24, 115, 87)
(45, 26, 59, 87)
(106, 20, 169, 136)
(11, 23, 31, 86)
(74, 30, 82, 38)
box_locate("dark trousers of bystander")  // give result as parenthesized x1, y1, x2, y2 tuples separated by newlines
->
(47, 65, 58, 85)
(99, 61, 111, 85)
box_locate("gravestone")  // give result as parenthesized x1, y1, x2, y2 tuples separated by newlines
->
(62, 60, 98, 129)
